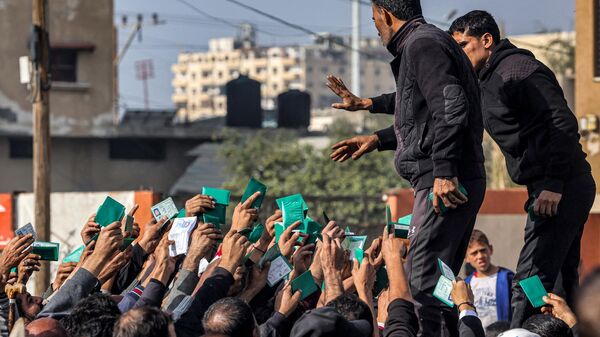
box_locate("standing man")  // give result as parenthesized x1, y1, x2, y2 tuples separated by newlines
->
(326, 1, 486, 335)
(449, 10, 595, 328)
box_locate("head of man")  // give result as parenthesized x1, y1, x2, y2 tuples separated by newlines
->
(16, 293, 44, 323)
(576, 268, 600, 337)
(465, 229, 495, 275)
(113, 307, 175, 337)
(60, 293, 121, 337)
(522, 314, 572, 337)
(202, 297, 257, 337)
(370, 0, 422, 46)
(449, 10, 501, 71)
(326, 294, 373, 330)
(25, 318, 68, 337)
(486, 321, 511, 337)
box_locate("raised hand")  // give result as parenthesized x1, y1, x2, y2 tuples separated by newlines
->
(98, 246, 133, 285)
(52, 262, 78, 291)
(451, 278, 475, 312)
(240, 263, 271, 302)
(330, 135, 379, 162)
(352, 257, 375, 298)
(231, 191, 261, 232)
(220, 230, 251, 274)
(275, 281, 303, 317)
(182, 223, 222, 273)
(322, 220, 345, 239)
(137, 216, 169, 254)
(150, 235, 177, 286)
(278, 221, 303, 259)
(292, 243, 315, 276)
(382, 225, 411, 301)
(0, 234, 34, 276)
(320, 234, 345, 303)
(185, 195, 216, 217)
(326, 75, 372, 111)
(541, 293, 577, 328)
(80, 214, 100, 244)
(17, 253, 41, 284)
(82, 222, 123, 276)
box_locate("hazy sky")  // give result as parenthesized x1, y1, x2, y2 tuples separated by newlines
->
(114, 0, 575, 111)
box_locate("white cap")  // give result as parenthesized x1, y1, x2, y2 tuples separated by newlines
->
(498, 329, 541, 337)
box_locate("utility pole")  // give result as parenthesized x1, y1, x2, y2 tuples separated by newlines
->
(135, 59, 154, 111)
(31, 0, 51, 296)
(351, 0, 360, 96)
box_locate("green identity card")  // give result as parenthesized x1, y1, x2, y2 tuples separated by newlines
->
(202, 187, 231, 226)
(291, 270, 319, 300)
(428, 184, 468, 214)
(32, 241, 60, 261)
(519, 275, 548, 308)
(258, 244, 282, 269)
(63, 245, 85, 263)
(247, 224, 265, 244)
(96, 196, 126, 227)
(241, 177, 268, 209)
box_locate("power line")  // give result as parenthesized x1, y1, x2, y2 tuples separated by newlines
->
(221, 0, 389, 63)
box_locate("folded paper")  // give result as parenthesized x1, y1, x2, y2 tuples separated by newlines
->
(168, 217, 197, 257)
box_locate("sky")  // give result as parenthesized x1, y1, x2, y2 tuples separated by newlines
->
(114, 0, 576, 111)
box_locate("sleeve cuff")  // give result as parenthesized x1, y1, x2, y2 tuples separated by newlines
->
(459, 310, 478, 320)
(433, 159, 458, 178)
(374, 127, 397, 151)
(369, 96, 388, 114)
(539, 178, 564, 194)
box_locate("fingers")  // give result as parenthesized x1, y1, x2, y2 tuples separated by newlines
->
(291, 289, 303, 302)
(128, 204, 139, 217)
(433, 193, 441, 214)
(330, 146, 352, 162)
(352, 143, 371, 160)
(533, 198, 542, 217)
(331, 139, 352, 150)
(241, 191, 261, 209)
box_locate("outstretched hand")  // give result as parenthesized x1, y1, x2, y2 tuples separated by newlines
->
(326, 75, 372, 111)
(330, 135, 379, 162)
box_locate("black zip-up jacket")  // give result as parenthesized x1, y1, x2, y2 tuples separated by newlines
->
(478, 39, 590, 194)
(372, 16, 485, 191)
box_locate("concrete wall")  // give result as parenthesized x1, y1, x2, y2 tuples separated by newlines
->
(0, 0, 114, 131)
(0, 137, 199, 193)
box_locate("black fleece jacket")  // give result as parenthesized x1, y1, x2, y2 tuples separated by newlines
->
(478, 39, 590, 194)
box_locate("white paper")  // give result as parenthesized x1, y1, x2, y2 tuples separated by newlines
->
(198, 258, 210, 274)
(152, 197, 179, 222)
(267, 255, 292, 287)
(168, 217, 197, 257)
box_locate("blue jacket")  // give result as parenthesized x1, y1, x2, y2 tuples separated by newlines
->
(465, 267, 514, 322)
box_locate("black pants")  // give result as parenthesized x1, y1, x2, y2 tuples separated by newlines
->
(406, 179, 486, 337)
(511, 173, 596, 328)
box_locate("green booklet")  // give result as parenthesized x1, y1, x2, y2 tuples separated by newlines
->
(63, 245, 85, 263)
(276, 194, 308, 214)
(202, 187, 231, 227)
(291, 270, 319, 300)
(241, 177, 268, 209)
(258, 244, 282, 269)
(246, 223, 265, 244)
(520, 275, 548, 308)
(32, 241, 60, 261)
(96, 196, 126, 227)
(432, 258, 456, 307)
(281, 200, 305, 227)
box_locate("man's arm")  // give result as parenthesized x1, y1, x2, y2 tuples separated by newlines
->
(163, 269, 199, 312)
(36, 268, 99, 319)
(517, 70, 580, 194)
(410, 38, 469, 178)
(374, 126, 398, 151)
(370, 93, 396, 115)
(111, 244, 147, 294)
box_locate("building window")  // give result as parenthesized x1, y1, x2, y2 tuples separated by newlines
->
(50, 48, 77, 82)
(9, 138, 32, 159)
(109, 139, 166, 161)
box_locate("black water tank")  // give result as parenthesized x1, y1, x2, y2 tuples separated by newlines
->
(226, 75, 262, 128)
(277, 89, 311, 129)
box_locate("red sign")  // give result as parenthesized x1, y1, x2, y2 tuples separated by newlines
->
(0, 194, 13, 248)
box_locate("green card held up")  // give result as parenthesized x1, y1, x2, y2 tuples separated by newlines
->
(520, 275, 548, 308)
(276, 194, 308, 214)
(177, 208, 186, 218)
(63, 245, 85, 263)
(247, 223, 265, 244)
(281, 201, 305, 227)
(355, 248, 364, 265)
(201, 187, 231, 206)
(32, 241, 60, 261)
(96, 196, 126, 227)
(241, 177, 268, 209)
(274, 222, 285, 243)
(291, 270, 319, 300)
(258, 244, 282, 269)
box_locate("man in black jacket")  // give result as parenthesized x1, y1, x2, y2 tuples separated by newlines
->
(449, 10, 595, 328)
(327, 0, 486, 335)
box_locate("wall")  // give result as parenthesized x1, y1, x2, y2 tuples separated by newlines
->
(0, 0, 114, 131)
(0, 137, 200, 193)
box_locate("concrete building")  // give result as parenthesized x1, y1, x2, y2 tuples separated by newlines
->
(171, 27, 396, 122)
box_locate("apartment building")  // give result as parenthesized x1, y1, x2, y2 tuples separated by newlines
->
(171, 27, 396, 122)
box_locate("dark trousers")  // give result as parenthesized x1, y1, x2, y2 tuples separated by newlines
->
(406, 179, 486, 337)
(510, 173, 596, 328)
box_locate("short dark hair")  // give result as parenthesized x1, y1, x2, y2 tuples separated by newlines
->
(113, 307, 171, 337)
(577, 268, 600, 337)
(60, 293, 121, 337)
(371, 0, 422, 21)
(469, 229, 490, 247)
(203, 297, 256, 337)
(326, 294, 373, 329)
(485, 321, 510, 337)
(523, 314, 572, 337)
(449, 10, 501, 44)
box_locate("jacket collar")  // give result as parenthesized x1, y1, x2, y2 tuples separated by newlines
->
(386, 15, 426, 57)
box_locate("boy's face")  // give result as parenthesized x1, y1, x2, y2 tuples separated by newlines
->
(466, 241, 493, 273)
(452, 31, 492, 71)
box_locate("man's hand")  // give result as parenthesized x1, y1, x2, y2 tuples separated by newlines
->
(182, 223, 222, 272)
(231, 191, 261, 232)
(320, 234, 345, 303)
(352, 257, 375, 299)
(377, 288, 390, 325)
(365, 237, 383, 267)
(275, 281, 303, 317)
(451, 278, 475, 312)
(137, 216, 169, 254)
(240, 264, 271, 302)
(82, 222, 123, 276)
(98, 247, 132, 285)
(542, 293, 577, 328)
(292, 243, 315, 276)
(0, 234, 34, 276)
(80, 214, 100, 244)
(17, 253, 41, 284)
(220, 230, 251, 274)
(52, 262, 78, 291)
(322, 220, 345, 240)
(256, 210, 282, 250)
(185, 195, 216, 217)
(330, 135, 379, 162)
(278, 221, 303, 259)
(534, 190, 562, 217)
(432, 177, 468, 214)
(150, 236, 177, 286)
(382, 226, 411, 301)
(326, 75, 372, 111)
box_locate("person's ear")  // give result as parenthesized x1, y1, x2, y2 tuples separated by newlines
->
(382, 7, 394, 27)
(481, 32, 494, 49)
(488, 244, 494, 256)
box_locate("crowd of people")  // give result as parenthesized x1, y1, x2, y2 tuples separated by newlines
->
(0, 0, 597, 336)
